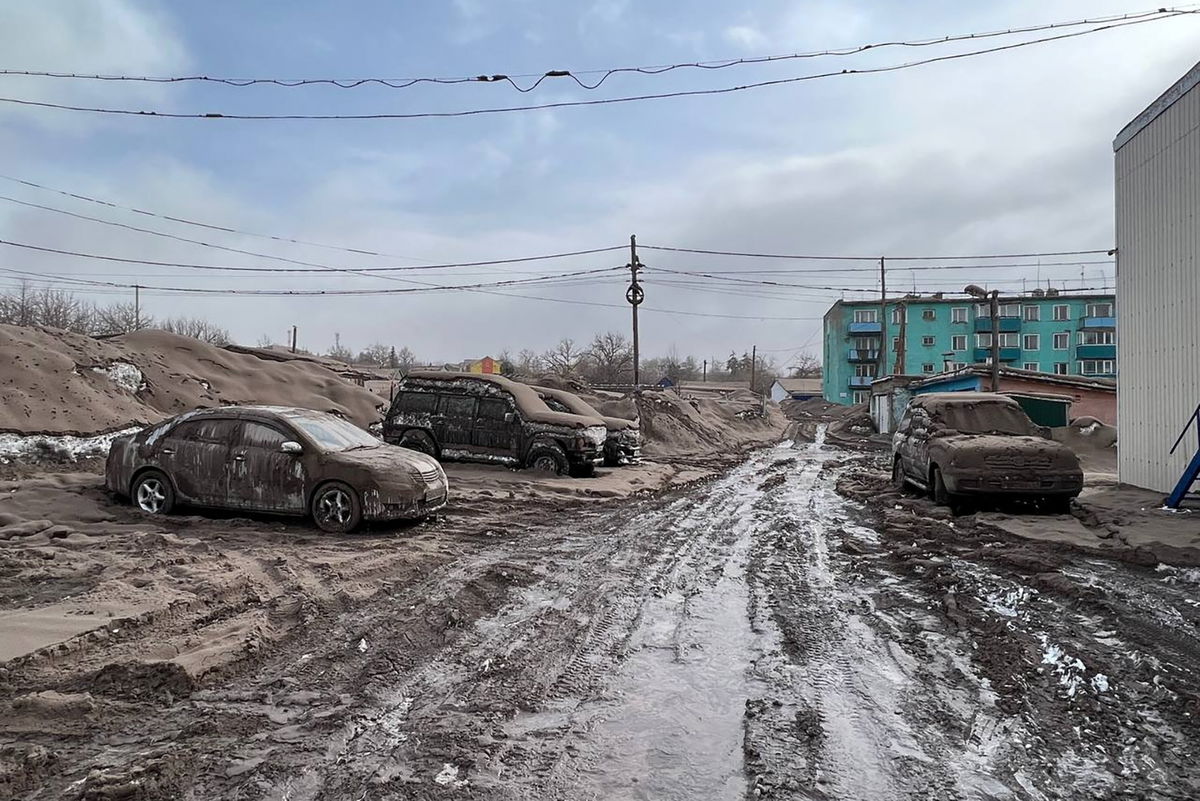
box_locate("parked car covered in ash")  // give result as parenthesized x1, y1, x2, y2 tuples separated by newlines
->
(383, 371, 607, 477)
(534, 385, 641, 467)
(106, 406, 448, 533)
(891, 392, 1083, 513)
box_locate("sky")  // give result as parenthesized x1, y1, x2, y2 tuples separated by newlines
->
(1, 1, 1198, 370)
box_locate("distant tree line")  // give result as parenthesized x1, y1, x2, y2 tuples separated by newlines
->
(0, 281, 230, 344)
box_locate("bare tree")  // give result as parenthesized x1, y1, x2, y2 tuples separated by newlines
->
(787, 352, 822, 378)
(159, 317, 231, 345)
(93, 302, 150, 336)
(394, 346, 416, 373)
(327, 333, 353, 364)
(356, 342, 392, 367)
(586, 331, 634, 383)
(541, 338, 585, 376)
(515, 349, 542, 375)
(0, 280, 36, 327)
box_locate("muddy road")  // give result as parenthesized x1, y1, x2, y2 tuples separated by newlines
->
(3, 436, 1200, 800)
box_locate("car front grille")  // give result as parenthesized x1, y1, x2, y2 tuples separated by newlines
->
(984, 454, 1050, 470)
(419, 468, 442, 484)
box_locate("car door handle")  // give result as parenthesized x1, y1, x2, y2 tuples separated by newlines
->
(161, 448, 174, 455)
(233, 454, 246, 462)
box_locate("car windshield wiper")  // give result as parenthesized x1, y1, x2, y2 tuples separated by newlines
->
(343, 443, 379, 452)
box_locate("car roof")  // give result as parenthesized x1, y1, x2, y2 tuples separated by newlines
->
(914, 392, 1020, 410)
(166, 405, 344, 423)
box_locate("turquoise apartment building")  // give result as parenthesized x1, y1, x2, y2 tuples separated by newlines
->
(821, 291, 1116, 405)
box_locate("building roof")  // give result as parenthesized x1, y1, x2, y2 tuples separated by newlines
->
(828, 291, 1115, 310)
(915, 365, 1115, 393)
(773, 378, 822, 393)
(1114, 59, 1200, 152)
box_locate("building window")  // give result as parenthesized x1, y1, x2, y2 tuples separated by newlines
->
(1022, 333, 1039, 350)
(891, 336, 900, 352)
(851, 390, 869, 404)
(853, 309, 878, 323)
(922, 363, 935, 373)
(977, 333, 993, 348)
(1086, 302, 1113, 318)
(1080, 330, 1115, 345)
(852, 337, 880, 352)
(921, 335, 935, 346)
(1023, 362, 1040, 372)
(998, 333, 1018, 348)
(1053, 304, 1069, 321)
(891, 307, 905, 324)
(975, 302, 990, 318)
(951, 335, 967, 350)
(953, 362, 968, 370)
(1053, 362, 1069, 375)
(999, 303, 1020, 318)
(1024, 306, 1040, 322)
(951, 307, 968, 323)
(854, 364, 878, 377)
(921, 308, 936, 321)
(1081, 359, 1116, 375)
(1053, 332, 1070, 350)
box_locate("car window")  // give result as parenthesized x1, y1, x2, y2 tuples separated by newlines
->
(439, 395, 476, 419)
(397, 392, 438, 414)
(477, 398, 510, 420)
(283, 414, 380, 451)
(541, 396, 570, 414)
(238, 422, 289, 449)
(170, 418, 236, 444)
(934, 403, 1036, 436)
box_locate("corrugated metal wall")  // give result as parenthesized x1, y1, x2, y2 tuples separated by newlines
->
(1115, 76, 1200, 493)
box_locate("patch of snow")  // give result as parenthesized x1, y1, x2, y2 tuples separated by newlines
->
(1079, 422, 1099, 436)
(434, 764, 468, 787)
(91, 362, 145, 394)
(985, 586, 1032, 619)
(0, 427, 141, 464)
(1039, 635, 1095, 698)
(1091, 674, 1110, 693)
(357, 637, 368, 653)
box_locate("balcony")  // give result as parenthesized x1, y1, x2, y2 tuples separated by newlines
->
(849, 376, 876, 388)
(848, 321, 882, 334)
(1081, 316, 1116, 329)
(1077, 344, 1116, 359)
(847, 348, 880, 362)
(974, 317, 1022, 333)
(973, 347, 1021, 362)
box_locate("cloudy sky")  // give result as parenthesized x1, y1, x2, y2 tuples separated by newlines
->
(1, 1, 1198, 368)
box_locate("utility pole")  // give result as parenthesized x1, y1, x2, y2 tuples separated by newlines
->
(989, 290, 1000, 392)
(134, 284, 141, 330)
(896, 298, 908, 375)
(702, 359, 707, 382)
(877, 257, 888, 379)
(290, 325, 298, 353)
(626, 235, 644, 388)
(750, 344, 757, 395)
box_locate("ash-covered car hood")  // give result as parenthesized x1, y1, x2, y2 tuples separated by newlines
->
(532, 386, 638, 432)
(933, 434, 1081, 470)
(322, 443, 443, 473)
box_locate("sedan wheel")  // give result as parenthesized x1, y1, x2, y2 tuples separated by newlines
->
(133, 471, 175, 516)
(312, 483, 362, 534)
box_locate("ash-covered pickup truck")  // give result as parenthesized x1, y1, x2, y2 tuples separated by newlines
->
(382, 371, 608, 477)
(892, 392, 1083, 513)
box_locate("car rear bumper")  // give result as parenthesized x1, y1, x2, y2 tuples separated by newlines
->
(945, 471, 1083, 497)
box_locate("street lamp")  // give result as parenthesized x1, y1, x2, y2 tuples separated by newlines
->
(964, 284, 1001, 392)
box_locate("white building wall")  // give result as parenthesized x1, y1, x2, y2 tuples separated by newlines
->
(1114, 63, 1200, 493)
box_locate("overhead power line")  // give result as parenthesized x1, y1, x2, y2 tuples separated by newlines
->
(0, 7, 1183, 91)
(0, 12, 1191, 120)
(643, 245, 1114, 262)
(0, 237, 626, 274)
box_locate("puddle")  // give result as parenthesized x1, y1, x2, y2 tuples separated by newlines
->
(578, 507, 762, 799)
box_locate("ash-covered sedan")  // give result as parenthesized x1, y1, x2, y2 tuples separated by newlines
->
(106, 406, 448, 533)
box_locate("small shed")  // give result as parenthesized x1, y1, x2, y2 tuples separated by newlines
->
(869, 375, 926, 435)
(1003, 392, 1073, 428)
(770, 378, 822, 403)
(465, 357, 500, 375)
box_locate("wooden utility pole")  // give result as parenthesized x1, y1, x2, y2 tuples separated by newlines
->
(896, 298, 908, 375)
(702, 359, 707, 382)
(877, 258, 888, 379)
(290, 325, 298, 353)
(626, 235, 644, 388)
(750, 344, 757, 395)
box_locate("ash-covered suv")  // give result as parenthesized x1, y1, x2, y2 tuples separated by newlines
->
(892, 392, 1083, 513)
(534, 385, 641, 467)
(383, 371, 608, 477)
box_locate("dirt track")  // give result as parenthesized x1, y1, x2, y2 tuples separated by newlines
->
(3, 436, 1200, 799)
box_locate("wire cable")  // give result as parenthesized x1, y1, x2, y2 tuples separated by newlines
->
(0, 7, 1185, 91)
(0, 13, 1189, 120)
(643, 245, 1114, 262)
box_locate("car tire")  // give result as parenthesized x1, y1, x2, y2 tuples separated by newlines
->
(527, 444, 569, 476)
(398, 430, 438, 458)
(312, 481, 363, 534)
(132, 470, 175, 516)
(931, 465, 952, 507)
(892, 457, 908, 491)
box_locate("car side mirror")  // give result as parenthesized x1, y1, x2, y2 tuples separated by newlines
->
(280, 441, 303, 455)
(504, 412, 515, 423)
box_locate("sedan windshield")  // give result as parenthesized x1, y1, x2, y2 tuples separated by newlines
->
(933, 403, 1036, 436)
(285, 414, 380, 451)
